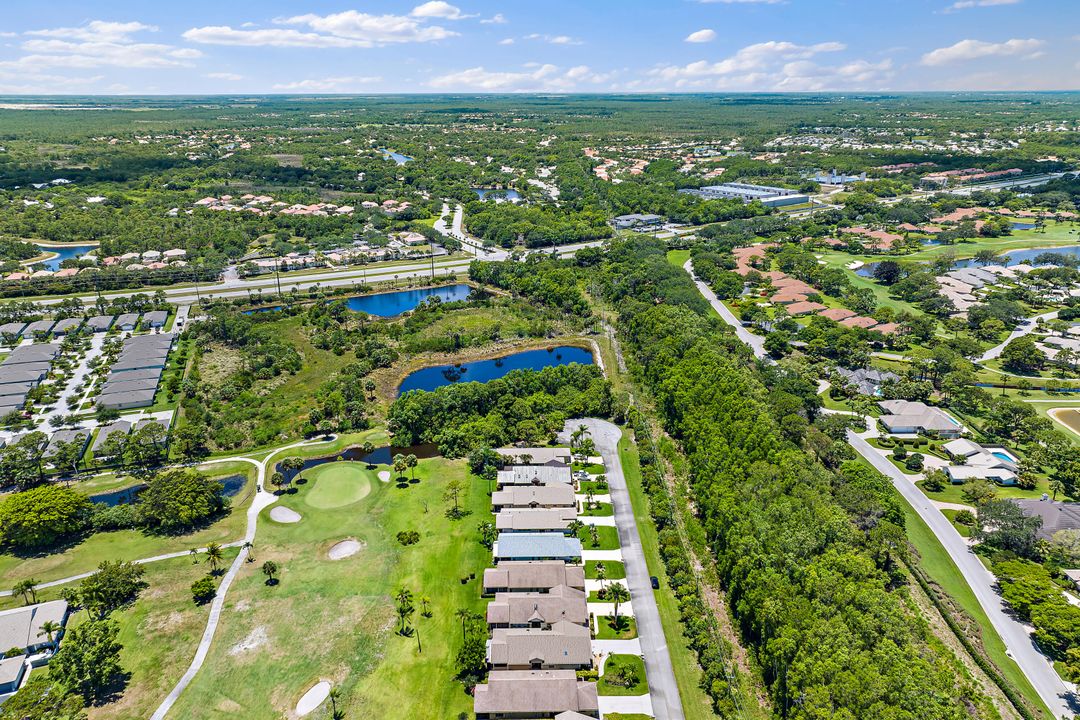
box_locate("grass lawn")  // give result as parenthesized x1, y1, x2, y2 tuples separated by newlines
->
(617, 430, 723, 720)
(578, 480, 610, 494)
(586, 560, 624, 580)
(595, 615, 637, 640)
(604, 715, 654, 720)
(919, 476, 1051, 505)
(0, 550, 239, 720)
(900, 502, 1054, 719)
(167, 455, 490, 720)
(301, 462, 373, 509)
(573, 462, 606, 475)
(599, 654, 649, 696)
(576, 524, 620, 551)
(581, 502, 613, 517)
(941, 509, 974, 537)
(666, 249, 691, 269)
(0, 467, 256, 587)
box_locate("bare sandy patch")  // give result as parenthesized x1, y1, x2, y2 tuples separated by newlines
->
(270, 506, 302, 523)
(296, 681, 331, 716)
(229, 625, 269, 656)
(327, 538, 364, 560)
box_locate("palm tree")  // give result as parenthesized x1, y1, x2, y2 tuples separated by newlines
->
(406, 454, 418, 481)
(242, 541, 255, 563)
(395, 587, 414, 634)
(328, 687, 342, 719)
(12, 579, 38, 605)
(37, 620, 62, 645)
(364, 379, 376, 401)
(1050, 478, 1065, 501)
(454, 607, 475, 641)
(270, 471, 286, 494)
(262, 560, 279, 585)
(567, 519, 584, 540)
(392, 453, 407, 481)
(420, 596, 432, 618)
(205, 542, 224, 573)
(595, 561, 607, 593)
(607, 582, 631, 630)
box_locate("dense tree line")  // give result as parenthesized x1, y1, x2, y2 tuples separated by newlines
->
(596, 237, 988, 719)
(388, 364, 610, 457)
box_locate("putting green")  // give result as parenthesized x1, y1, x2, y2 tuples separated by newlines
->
(303, 462, 373, 509)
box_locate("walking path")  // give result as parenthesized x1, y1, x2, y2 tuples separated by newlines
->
(847, 431, 1073, 719)
(150, 438, 333, 720)
(569, 418, 685, 720)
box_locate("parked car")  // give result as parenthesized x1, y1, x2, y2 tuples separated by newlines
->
(650, 576, 660, 589)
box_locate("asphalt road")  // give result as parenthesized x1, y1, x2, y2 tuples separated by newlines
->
(572, 418, 685, 720)
(977, 309, 1059, 362)
(683, 259, 770, 361)
(847, 431, 1074, 719)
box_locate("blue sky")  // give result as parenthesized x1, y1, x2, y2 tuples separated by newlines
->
(0, 0, 1077, 94)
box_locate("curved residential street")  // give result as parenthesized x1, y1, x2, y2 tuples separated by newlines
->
(683, 259, 770, 361)
(977, 309, 1059, 362)
(570, 418, 685, 720)
(848, 431, 1073, 718)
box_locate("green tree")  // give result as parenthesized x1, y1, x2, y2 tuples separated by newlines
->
(406, 453, 418, 481)
(999, 335, 1047, 374)
(444, 478, 465, 519)
(191, 576, 216, 605)
(38, 620, 63, 645)
(0, 675, 85, 720)
(138, 469, 224, 533)
(261, 560, 279, 585)
(595, 561, 607, 593)
(48, 620, 124, 704)
(395, 587, 414, 635)
(607, 582, 631, 629)
(11, 578, 38, 605)
(975, 499, 1042, 557)
(204, 542, 224, 573)
(392, 453, 407, 480)
(0, 485, 91, 550)
(78, 561, 148, 619)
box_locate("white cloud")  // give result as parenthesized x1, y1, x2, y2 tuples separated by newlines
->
(945, 0, 1020, 10)
(685, 29, 717, 43)
(429, 63, 611, 91)
(410, 2, 474, 20)
(186, 10, 457, 48)
(4, 21, 199, 70)
(481, 13, 508, 24)
(921, 38, 1043, 65)
(650, 40, 845, 85)
(523, 33, 582, 46)
(272, 76, 382, 91)
(0, 70, 104, 94)
(206, 72, 243, 81)
(775, 58, 893, 90)
(498, 38, 515, 45)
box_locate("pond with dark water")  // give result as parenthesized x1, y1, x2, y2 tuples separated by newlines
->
(344, 284, 472, 316)
(397, 345, 594, 395)
(89, 474, 247, 506)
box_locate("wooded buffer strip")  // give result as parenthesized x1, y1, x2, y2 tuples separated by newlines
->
(597, 238, 986, 720)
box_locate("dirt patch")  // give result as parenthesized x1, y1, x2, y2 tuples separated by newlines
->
(270, 153, 304, 168)
(328, 538, 364, 560)
(234, 599, 252, 612)
(270, 506, 302, 523)
(199, 343, 244, 388)
(142, 610, 185, 635)
(229, 625, 269, 656)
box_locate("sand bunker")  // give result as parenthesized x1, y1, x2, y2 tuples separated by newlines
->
(270, 506, 302, 523)
(228, 625, 268, 656)
(296, 681, 331, 716)
(328, 538, 363, 560)
(378, 470, 391, 483)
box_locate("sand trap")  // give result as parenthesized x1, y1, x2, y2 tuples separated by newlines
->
(378, 470, 391, 483)
(228, 625, 268, 656)
(270, 506, 302, 523)
(328, 538, 363, 560)
(296, 681, 331, 716)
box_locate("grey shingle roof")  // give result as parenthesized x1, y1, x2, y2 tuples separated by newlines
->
(488, 621, 592, 669)
(494, 533, 583, 561)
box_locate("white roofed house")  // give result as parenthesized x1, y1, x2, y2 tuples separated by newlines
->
(942, 439, 1019, 486)
(877, 400, 963, 438)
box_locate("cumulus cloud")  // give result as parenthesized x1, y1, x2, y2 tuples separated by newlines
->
(523, 33, 582, 45)
(921, 38, 1043, 65)
(498, 38, 515, 45)
(185, 10, 457, 48)
(272, 75, 382, 91)
(685, 29, 717, 43)
(5, 20, 199, 69)
(0, 69, 104, 93)
(481, 13, 508, 24)
(429, 63, 611, 91)
(650, 40, 845, 85)
(945, 0, 1020, 10)
(410, 2, 474, 20)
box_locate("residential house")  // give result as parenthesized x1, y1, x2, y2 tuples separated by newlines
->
(1014, 498, 1080, 541)
(493, 533, 582, 563)
(497, 466, 573, 488)
(473, 670, 599, 720)
(0, 600, 68, 655)
(492, 485, 577, 511)
(487, 621, 593, 670)
(497, 508, 578, 534)
(833, 367, 900, 396)
(878, 400, 963, 437)
(487, 586, 588, 629)
(483, 562, 587, 595)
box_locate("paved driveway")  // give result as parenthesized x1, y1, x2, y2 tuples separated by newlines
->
(683, 259, 770, 361)
(848, 430, 1074, 718)
(568, 419, 685, 720)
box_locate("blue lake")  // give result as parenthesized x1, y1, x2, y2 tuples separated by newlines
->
(953, 244, 1080, 268)
(398, 345, 594, 394)
(379, 149, 412, 165)
(90, 474, 247, 506)
(345, 284, 472, 316)
(1010, 222, 1036, 231)
(474, 188, 521, 201)
(36, 243, 95, 271)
